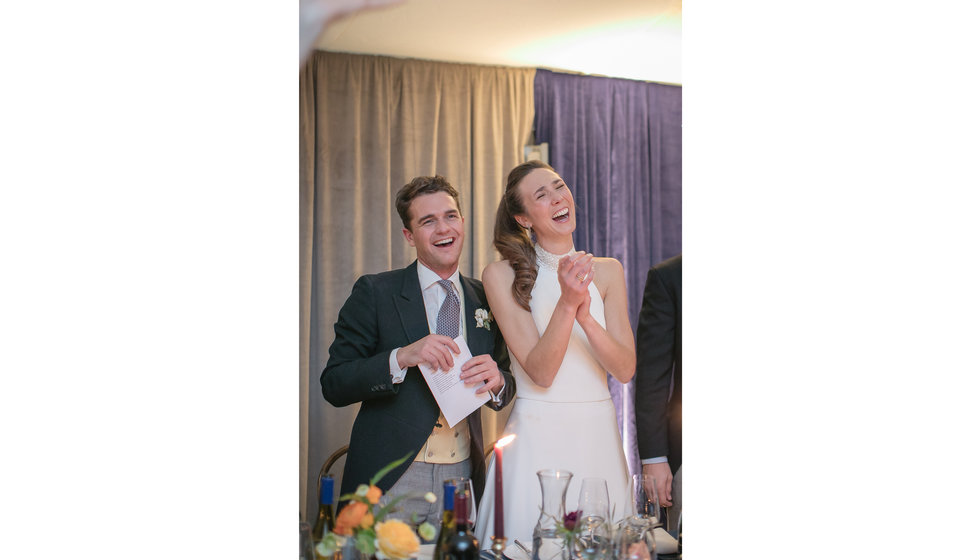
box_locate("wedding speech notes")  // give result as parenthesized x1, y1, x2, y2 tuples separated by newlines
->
(417, 335, 491, 428)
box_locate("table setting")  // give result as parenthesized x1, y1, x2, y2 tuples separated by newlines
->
(305, 447, 680, 560)
(416, 468, 679, 560)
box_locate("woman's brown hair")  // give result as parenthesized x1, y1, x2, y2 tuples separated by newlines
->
(493, 160, 556, 311)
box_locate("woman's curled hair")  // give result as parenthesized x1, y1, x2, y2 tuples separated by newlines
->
(493, 160, 556, 311)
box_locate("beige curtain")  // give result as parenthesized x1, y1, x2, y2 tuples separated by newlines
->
(300, 52, 535, 522)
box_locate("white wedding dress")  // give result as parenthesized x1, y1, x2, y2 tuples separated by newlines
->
(474, 245, 631, 549)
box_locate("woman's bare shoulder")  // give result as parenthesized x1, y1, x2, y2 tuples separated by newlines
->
(593, 256, 624, 277)
(482, 259, 515, 285)
(592, 256, 624, 293)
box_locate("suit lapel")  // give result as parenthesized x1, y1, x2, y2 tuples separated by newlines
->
(460, 276, 491, 355)
(396, 265, 490, 355)
(394, 261, 430, 345)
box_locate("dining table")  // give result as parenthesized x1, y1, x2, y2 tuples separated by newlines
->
(415, 527, 679, 560)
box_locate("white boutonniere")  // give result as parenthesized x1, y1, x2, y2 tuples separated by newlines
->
(475, 308, 493, 330)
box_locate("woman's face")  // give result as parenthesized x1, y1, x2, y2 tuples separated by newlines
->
(516, 167, 576, 240)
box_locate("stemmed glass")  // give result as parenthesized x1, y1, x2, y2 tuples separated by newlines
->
(576, 478, 611, 560)
(578, 478, 610, 519)
(617, 474, 660, 560)
(629, 474, 661, 527)
(444, 476, 477, 531)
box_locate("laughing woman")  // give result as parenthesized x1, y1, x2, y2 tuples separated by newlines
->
(474, 161, 636, 547)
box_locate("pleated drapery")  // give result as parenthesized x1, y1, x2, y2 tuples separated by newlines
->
(533, 69, 682, 478)
(299, 52, 535, 523)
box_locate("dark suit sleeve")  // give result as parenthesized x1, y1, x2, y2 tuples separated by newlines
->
(634, 266, 676, 460)
(320, 275, 400, 407)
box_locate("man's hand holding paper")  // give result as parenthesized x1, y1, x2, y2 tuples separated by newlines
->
(416, 335, 501, 428)
(395, 334, 460, 371)
(460, 353, 504, 394)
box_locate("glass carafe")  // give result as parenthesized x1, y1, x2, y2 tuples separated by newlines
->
(532, 469, 573, 560)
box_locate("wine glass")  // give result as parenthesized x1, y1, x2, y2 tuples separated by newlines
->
(578, 478, 610, 521)
(576, 478, 611, 560)
(617, 474, 660, 560)
(616, 518, 656, 560)
(444, 476, 477, 530)
(629, 474, 661, 527)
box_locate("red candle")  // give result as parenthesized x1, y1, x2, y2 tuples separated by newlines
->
(494, 445, 504, 538)
(493, 435, 516, 539)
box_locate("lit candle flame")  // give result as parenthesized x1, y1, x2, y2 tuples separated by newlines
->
(495, 434, 516, 449)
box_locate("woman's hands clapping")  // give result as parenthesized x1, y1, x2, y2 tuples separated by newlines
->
(557, 251, 594, 319)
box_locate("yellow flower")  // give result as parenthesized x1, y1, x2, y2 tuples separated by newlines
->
(374, 519, 420, 560)
(359, 512, 375, 529)
(366, 485, 383, 505)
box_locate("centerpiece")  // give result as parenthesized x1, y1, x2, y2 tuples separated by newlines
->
(315, 452, 438, 560)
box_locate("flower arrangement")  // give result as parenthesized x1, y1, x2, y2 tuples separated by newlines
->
(555, 510, 582, 550)
(316, 452, 438, 560)
(548, 508, 619, 560)
(475, 308, 493, 331)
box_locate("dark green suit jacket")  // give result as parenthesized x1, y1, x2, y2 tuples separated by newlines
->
(321, 261, 515, 504)
(635, 254, 682, 474)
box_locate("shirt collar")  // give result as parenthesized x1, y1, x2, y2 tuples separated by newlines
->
(416, 261, 462, 294)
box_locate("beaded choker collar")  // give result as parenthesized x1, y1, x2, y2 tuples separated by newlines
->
(534, 243, 576, 272)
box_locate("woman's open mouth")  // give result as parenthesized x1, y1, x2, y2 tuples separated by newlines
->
(552, 208, 570, 223)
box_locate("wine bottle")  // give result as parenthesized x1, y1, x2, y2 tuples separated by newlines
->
(445, 491, 479, 560)
(312, 475, 335, 541)
(436, 482, 456, 556)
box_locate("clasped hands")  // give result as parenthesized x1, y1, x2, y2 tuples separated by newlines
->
(557, 251, 595, 324)
(396, 335, 504, 394)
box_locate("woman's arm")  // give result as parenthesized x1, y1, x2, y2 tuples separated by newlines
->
(575, 257, 636, 383)
(482, 254, 593, 388)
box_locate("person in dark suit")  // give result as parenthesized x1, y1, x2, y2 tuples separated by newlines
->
(635, 253, 681, 529)
(321, 175, 515, 525)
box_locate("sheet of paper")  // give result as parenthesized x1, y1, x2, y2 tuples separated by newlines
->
(417, 335, 490, 428)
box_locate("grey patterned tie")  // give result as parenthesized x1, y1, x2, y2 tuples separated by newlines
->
(435, 279, 460, 338)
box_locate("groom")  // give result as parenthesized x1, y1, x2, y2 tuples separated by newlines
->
(321, 175, 515, 523)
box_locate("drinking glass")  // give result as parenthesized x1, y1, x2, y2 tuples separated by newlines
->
(617, 474, 660, 560)
(577, 478, 610, 521)
(629, 474, 661, 527)
(616, 517, 656, 560)
(299, 521, 315, 560)
(444, 476, 477, 530)
(576, 478, 612, 560)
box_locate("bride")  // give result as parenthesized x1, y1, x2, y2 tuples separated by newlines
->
(474, 161, 636, 548)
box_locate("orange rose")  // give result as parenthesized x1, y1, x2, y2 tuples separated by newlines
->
(366, 485, 383, 505)
(334, 501, 368, 536)
(359, 512, 375, 529)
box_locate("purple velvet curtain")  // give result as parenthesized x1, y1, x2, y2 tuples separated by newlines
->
(533, 69, 682, 477)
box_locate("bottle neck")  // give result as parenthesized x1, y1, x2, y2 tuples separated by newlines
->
(453, 493, 468, 527)
(319, 476, 334, 506)
(443, 483, 456, 512)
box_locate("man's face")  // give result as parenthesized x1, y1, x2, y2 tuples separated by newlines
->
(402, 192, 465, 278)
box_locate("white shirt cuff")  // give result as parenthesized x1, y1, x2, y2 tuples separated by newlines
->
(389, 348, 408, 384)
(641, 456, 668, 464)
(488, 377, 506, 405)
